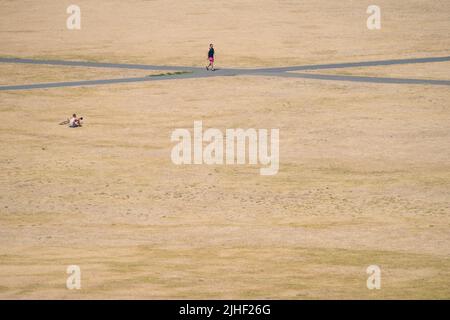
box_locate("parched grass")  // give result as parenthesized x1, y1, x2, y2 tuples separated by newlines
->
(0, 245, 449, 299)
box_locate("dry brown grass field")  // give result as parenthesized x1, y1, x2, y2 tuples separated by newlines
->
(0, 0, 449, 299)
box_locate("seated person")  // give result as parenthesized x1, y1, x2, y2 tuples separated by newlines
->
(69, 114, 83, 127)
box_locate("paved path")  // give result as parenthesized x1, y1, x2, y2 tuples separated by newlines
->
(0, 55, 449, 91)
(264, 71, 450, 86)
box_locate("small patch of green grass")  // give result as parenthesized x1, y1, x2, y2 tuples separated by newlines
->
(148, 71, 191, 77)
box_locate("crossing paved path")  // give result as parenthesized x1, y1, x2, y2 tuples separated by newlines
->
(1, 55, 449, 91)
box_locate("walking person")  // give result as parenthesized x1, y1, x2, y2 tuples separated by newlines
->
(206, 43, 215, 71)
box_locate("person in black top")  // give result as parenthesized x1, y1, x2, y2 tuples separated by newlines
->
(206, 44, 215, 71)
